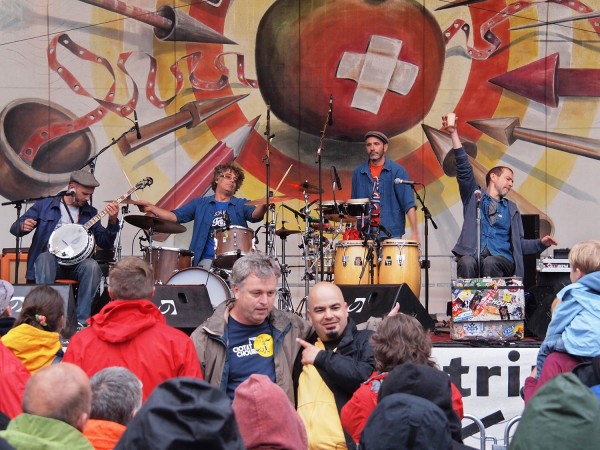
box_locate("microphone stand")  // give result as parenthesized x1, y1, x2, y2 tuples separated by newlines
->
(263, 104, 275, 254)
(80, 125, 137, 207)
(2, 191, 75, 284)
(411, 184, 437, 314)
(315, 101, 332, 281)
(476, 196, 482, 278)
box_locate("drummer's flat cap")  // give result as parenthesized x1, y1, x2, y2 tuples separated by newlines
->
(70, 169, 100, 187)
(364, 131, 389, 145)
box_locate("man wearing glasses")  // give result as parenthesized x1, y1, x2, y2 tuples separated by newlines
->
(141, 164, 266, 269)
(441, 116, 557, 279)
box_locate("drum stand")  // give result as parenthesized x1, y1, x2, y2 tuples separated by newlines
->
(276, 224, 294, 313)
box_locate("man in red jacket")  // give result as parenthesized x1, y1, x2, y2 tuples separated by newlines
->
(64, 257, 202, 400)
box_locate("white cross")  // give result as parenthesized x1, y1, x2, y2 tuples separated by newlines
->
(337, 35, 418, 114)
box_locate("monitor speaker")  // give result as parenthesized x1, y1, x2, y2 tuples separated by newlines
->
(338, 283, 435, 331)
(151, 285, 214, 335)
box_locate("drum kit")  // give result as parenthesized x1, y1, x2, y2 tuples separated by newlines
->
(93, 178, 422, 310)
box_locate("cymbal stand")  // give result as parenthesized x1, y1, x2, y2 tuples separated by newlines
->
(265, 203, 277, 257)
(297, 189, 316, 317)
(276, 219, 294, 313)
(114, 203, 130, 261)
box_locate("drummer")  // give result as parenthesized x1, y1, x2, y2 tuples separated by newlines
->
(139, 164, 267, 269)
(351, 131, 418, 241)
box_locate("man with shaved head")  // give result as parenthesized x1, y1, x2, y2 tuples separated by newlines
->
(294, 282, 375, 449)
(0, 362, 93, 449)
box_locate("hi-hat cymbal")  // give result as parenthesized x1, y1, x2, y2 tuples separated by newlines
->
(124, 215, 187, 234)
(287, 181, 323, 194)
(246, 195, 295, 206)
(275, 228, 301, 238)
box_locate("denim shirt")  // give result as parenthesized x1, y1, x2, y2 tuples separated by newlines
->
(351, 158, 416, 238)
(173, 195, 259, 266)
(481, 194, 513, 263)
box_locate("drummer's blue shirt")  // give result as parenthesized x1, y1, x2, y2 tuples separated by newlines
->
(199, 201, 229, 260)
(351, 158, 416, 238)
(172, 195, 259, 266)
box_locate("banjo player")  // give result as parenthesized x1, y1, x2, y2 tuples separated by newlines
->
(10, 170, 120, 331)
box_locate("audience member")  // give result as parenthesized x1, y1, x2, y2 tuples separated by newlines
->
(378, 363, 473, 449)
(0, 341, 30, 419)
(0, 363, 93, 450)
(63, 257, 202, 400)
(341, 313, 464, 444)
(525, 240, 600, 402)
(83, 367, 143, 450)
(191, 251, 311, 401)
(232, 374, 307, 450)
(510, 373, 600, 449)
(114, 378, 244, 450)
(359, 393, 452, 450)
(0, 280, 15, 336)
(295, 281, 375, 449)
(1, 286, 64, 373)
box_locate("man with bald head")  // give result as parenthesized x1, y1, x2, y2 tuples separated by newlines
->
(0, 362, 93, 449)
(294, 282, 375, 449)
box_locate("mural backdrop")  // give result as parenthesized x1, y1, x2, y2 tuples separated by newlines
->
(1, 0, 599, 315)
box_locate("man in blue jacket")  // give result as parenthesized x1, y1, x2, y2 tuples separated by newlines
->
(351, 131, 418, 241)
(442, 116, 557, 279)
(10, 170, 119, 328)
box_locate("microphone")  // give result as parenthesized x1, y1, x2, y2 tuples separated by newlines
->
(327, 94, 333, 126)
(474, 189, 482, 202)
(394, 178, 419, 185)
(332, 166, 342, 190)
(254, 225, 261, 245)
(58, 189, 76, 197)
(133, 110, 142, 139)
(378, 224, 392, 238)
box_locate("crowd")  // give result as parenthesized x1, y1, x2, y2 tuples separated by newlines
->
(1, 241, 599, 449)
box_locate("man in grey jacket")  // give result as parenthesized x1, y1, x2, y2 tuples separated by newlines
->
(442, 115, 557, 279)
(191, 251, 311, 403)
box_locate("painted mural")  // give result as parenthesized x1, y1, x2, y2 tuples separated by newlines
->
(0, 0, 599, 315)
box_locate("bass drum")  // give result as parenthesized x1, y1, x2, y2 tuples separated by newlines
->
(166, 267, 232, 309)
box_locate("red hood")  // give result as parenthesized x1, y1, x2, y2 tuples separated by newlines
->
(88, 300, 165, 343)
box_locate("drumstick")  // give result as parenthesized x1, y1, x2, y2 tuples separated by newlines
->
(274, 164, 293, 195)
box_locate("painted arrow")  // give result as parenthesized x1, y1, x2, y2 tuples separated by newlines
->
(489, 53, 600, 107)
(117, 94, 249, 155)
(422, 124, 554, 236)
(467, 117, 600, 160)
(156, 116, 260, 211)
(78, 0, 236, 44)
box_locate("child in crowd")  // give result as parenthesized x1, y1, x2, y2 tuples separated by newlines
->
(534, 240, 600, 380)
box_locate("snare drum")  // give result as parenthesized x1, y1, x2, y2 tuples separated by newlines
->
(214, 226, 254, 269)
(334, 240, 378, 285)
(142, 247, 193, 285)
(378, 239, 421, 297)
(166, 267, 232, 308)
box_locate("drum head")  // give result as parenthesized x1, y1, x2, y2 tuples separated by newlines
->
(166, 267, 232, 308)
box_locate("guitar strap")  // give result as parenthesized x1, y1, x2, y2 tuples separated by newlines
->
(61, 196, 77, 224)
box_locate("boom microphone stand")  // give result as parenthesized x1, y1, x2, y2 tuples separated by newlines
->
(315, 95, 333, 281)
(263, 104, 275, 254)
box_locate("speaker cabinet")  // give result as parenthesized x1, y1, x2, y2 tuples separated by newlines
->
(151, 285, 214, 335)
(11, 284, 77, 338)
(1, 249, 29, 285)
(521, 214, 540, 290)
(338, 283, 435, 331)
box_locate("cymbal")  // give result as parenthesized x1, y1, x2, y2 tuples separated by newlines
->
(287, 181, 323, 194)
(124, 215, 187, 234)
(275, 228, 301, 238)
(246, 195, 295, 206)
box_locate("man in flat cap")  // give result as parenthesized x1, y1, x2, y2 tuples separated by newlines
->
(351, 131, 418, 244)
(10, 170, 119, 330)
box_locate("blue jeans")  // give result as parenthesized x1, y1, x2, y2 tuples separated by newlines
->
(34, 252, 101, 324)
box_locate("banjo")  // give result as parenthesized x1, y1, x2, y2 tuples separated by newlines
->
(48, 177, 153, 266)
